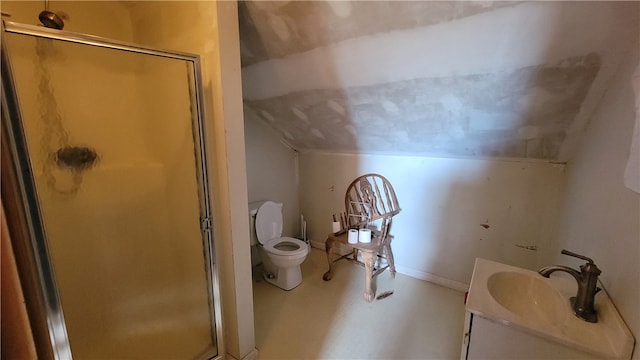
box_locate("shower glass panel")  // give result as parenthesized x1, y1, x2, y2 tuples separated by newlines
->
(3, 24, 219, 359)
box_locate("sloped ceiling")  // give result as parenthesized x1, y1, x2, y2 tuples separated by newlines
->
(239, 1, 639, 161)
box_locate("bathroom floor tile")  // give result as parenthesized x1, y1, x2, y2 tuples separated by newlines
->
(253, 248, 466, 359)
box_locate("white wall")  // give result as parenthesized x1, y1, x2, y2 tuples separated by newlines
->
(244, 107, 300, 241)
(204, 4, 256, 358)
(554, 46, 639, 358)
(240, 2, 638, 162)
(299, 152, 566, 288)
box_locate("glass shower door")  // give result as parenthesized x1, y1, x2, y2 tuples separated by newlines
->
(3, 24, 220, 359)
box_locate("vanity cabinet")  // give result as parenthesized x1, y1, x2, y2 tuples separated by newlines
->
(460, 312, 601, 359)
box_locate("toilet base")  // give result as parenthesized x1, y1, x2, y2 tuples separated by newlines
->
(263, 265, 302, 291)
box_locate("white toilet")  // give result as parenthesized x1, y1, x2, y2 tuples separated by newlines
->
(249, 201, 309, 290)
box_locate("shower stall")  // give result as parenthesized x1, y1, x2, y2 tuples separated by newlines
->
(2, 20, 223, 359)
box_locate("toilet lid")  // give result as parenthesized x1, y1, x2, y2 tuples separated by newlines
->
(255, 201, 283, 244)
(263, 237, 308, 256)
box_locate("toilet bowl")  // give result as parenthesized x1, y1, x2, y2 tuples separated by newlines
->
(250, 201, 309, 290)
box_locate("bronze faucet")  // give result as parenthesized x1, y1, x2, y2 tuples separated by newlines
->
(538, 249, 602, 323)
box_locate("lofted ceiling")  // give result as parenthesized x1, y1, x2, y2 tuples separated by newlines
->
(238, 1, 639, 161)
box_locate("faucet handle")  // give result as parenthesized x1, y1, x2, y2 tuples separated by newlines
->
(561, 249, 594, 264)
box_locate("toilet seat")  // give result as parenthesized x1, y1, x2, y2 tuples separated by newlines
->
(263, 237, 308, 257)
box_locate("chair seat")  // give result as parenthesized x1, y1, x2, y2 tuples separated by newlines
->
(327, 231, 383, 252)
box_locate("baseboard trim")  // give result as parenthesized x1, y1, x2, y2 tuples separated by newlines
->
(309, 239, 324, 250)
(309, 240, 469, 292)
(241, 349, 259, 360)
(225, 348, 258, 360)
(395, 265, 469, 292)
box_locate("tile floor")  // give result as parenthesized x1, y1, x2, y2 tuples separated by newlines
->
(253, 248, 466, 359)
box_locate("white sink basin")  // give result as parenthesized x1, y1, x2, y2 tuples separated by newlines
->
(466, 258, 635, 359)
(487, 271, 568, 326)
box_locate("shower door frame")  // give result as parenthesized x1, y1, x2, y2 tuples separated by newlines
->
(1, 20, 224, 360)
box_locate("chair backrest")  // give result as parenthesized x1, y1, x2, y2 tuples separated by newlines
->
(344, 174, 400, 245)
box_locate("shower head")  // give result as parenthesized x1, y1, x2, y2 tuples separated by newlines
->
(39, 10, 64, 29)
(39, 0, 64, 30)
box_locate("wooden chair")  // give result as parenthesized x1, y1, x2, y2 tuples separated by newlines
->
(322, 173, 401, 302)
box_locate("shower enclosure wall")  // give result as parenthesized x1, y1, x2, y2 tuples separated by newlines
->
(2, 20, 223, 359)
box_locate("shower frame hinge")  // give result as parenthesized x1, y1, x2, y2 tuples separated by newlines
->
(200, 216, 213, 233)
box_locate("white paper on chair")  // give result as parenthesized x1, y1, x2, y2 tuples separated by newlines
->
(358, 229, 371, 243)
(348, 229, 359, 244)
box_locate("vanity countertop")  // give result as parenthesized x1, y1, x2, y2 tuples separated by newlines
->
(466, 258, 635, 360)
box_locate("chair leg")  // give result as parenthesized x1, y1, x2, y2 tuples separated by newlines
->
(385, 244, 396, 278)
(363, 251, 376, 302)
(322, 237, 335, 281)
